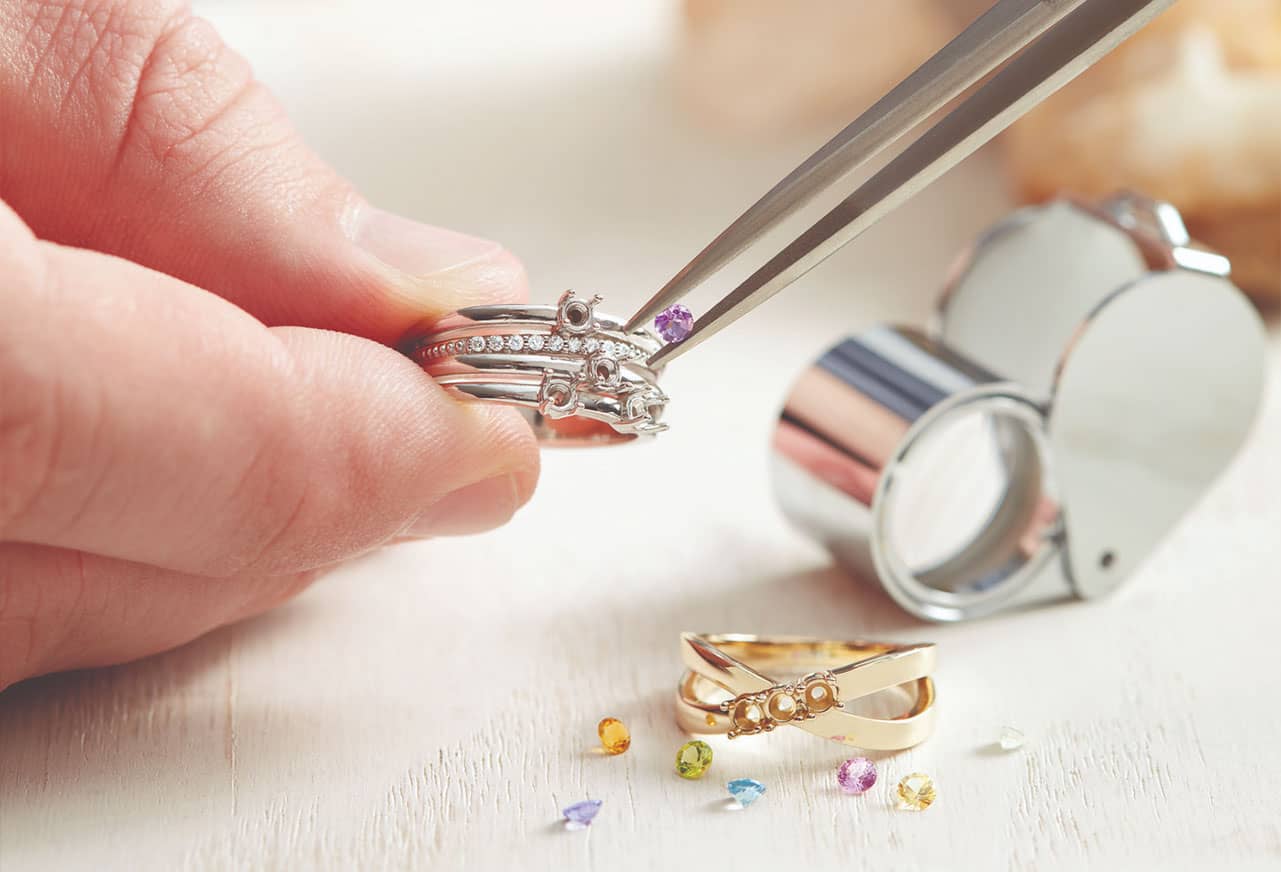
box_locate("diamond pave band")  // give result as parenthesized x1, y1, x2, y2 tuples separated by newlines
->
(409, 291, 668, 445)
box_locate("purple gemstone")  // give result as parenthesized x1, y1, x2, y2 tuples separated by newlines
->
(836, 757, 877, 795)
(562, 799, 602, 830)
(654, 304, 694, 343)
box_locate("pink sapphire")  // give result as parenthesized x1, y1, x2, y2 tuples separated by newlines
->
(654, 304, 694, 343)
(836, 757, 877, 795)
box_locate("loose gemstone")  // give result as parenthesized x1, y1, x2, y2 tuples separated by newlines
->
(506, 335, 525, 352)
(836, 757, 877, 795)
(598, 717, 630, 755)
(486, 335, 505, 352)
(548, 335, 565, 352)
(896, 773, 936, 811)
(998, 726, 1026, 751)
(584, 337, 600, 354)
(655, 304, 694, 343)
(562, 799, 602, 830)
(726, 778, 766, 808)
(468, 336, 485, 352)
(675, 740, 713, 779)
(566, 337, 583, 353)
(527, 334, 546, 352)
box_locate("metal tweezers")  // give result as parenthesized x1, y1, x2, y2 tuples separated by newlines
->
(627, 0, 1176, 367)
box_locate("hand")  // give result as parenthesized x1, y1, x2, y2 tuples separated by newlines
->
(0, 1, 540, 690)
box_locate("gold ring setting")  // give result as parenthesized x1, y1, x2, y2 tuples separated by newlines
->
(676, 633, 937, 750)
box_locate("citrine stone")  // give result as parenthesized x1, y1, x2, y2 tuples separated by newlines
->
(896, 773, 936, 810)
(675, 740, 714, 779)
(598, 717, 631, 755)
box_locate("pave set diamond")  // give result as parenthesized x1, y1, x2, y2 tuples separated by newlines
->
(417, 332, 648, 363)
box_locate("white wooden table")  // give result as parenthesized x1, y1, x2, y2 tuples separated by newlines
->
(3, 2, 1279, 869)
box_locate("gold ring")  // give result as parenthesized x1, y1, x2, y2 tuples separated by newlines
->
(675, 633, 937, 749)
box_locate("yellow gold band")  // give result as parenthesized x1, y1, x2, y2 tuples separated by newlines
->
(675, 633, 937, 749)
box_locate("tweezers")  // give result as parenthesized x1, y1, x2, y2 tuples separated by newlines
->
(627, 0, 1176, 368)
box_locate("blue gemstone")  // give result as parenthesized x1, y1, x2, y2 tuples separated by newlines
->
(726, 778, 766, 808)
(562, 799, 603, 830)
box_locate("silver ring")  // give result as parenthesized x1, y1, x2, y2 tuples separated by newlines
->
(410, 291, 668, 446)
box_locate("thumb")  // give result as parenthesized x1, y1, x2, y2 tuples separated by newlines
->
(0, 0, 519, 342)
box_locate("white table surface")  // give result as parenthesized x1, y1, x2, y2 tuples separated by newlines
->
(2, 2, 1279, 869)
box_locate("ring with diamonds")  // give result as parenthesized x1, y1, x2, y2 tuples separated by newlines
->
(674, 633, 937, 749)
(407, 291, 668, 446)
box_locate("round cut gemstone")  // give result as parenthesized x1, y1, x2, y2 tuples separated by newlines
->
(675, 740, 713, 779)
(566, 337, 582, 353)
(726, 778, 766, 808)
(506, 335, 525, 352)
(547, 335, 565, 352)
(655, 304, 694, 343)
(468, 336, 485, 352)
(527, 334, 546, 352)
(584, 337, 600, 354)
(562, 799, 602, 830)
(836, 757, 877, 795)
(597, 717, 630, 755)
(998, 726, 1026, 751)
(896, 773, 936, 810)
(486, 335, 505, 352)
(600, 340, 616, 357)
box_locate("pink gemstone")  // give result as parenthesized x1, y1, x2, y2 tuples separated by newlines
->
(654, 304, 694, 343)
(836, 757, 877, 795)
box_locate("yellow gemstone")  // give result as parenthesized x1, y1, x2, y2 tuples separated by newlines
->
(896, 773, 936, 810)
(675, 740, 713, 779)
(597, 717, 630, 755)
(705, 714, 717, 727)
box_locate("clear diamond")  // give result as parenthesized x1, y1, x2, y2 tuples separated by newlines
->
(506, 335, 524, 352)
(548, 335, 565, 352)
(600, 340, 616, 356)
(468, 336, 485, 352)
(527, 334, 545, 352)
(998, 726, 1025, 751)
(566, 337, 582, 353)
(584, 338, 599, 354)
(486, 335, 505, 352)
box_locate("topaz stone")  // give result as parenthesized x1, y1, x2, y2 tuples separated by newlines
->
(598, 717, 630, 755)
(836, 757, 877, 795)
(675, 740, 713, 779)
(726, 778, 766, 808)
(654, 304, 694, 343)
(562, 799, 602, 830)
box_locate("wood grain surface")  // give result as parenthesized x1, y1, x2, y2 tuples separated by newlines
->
(2, 3, 1278, 869)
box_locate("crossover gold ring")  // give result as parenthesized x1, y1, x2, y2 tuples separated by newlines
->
(675, 633, 937, 750)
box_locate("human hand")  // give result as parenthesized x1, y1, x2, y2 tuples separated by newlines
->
(0, 0, 540, 690)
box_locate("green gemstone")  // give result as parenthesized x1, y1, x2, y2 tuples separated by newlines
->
(675, 740, 713, 779)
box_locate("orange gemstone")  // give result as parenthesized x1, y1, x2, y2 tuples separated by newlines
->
(598, 717, 631, 755)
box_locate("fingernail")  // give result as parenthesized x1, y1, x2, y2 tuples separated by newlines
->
(407, 474, 523, 538)
(352, 204, 501, 278)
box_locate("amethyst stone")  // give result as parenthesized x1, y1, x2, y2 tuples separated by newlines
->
(836, 757, 878, 795)
(562, 799, 603, 830)
(654, 304, 694, 343)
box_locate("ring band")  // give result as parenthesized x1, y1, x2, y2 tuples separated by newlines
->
(408, 291, 668, 446)
(675, 633, 937, 749)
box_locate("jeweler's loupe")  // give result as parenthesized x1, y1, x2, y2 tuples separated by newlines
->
(771, 194, 1267, 622)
